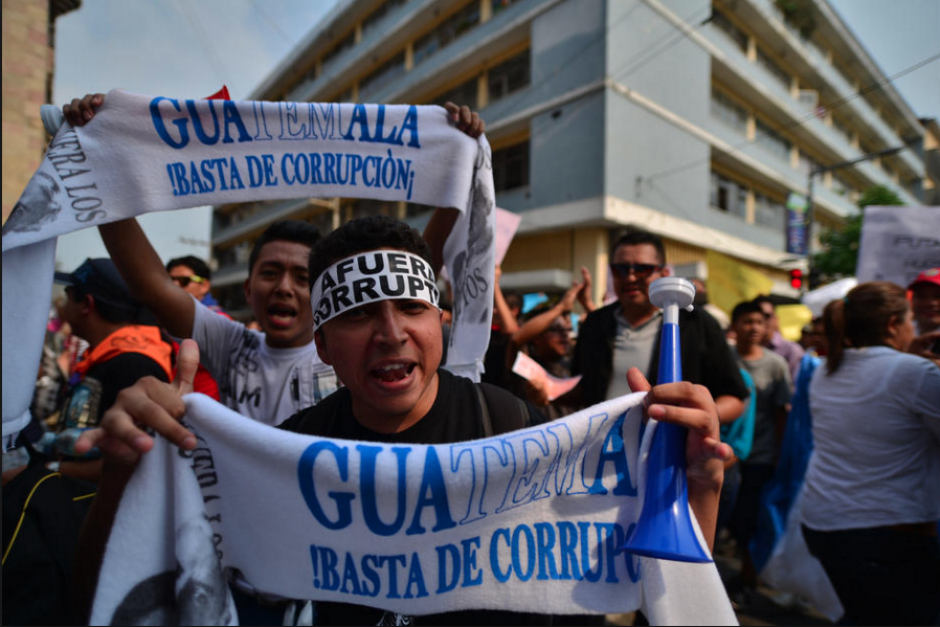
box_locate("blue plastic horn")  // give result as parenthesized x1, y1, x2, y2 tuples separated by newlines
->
(621, 277, 713, 563)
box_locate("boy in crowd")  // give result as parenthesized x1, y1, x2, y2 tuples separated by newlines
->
(76, 216, 731, 625)
(727, 300, 792, 606)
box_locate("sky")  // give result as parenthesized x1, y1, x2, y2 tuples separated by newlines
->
(50, 0, 940, 271)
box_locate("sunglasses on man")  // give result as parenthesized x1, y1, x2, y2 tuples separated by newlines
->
(171, 274, 206, 288)
(609, 262, 662, 278)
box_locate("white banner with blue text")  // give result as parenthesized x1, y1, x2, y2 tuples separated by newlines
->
(2, 90, 491, 442)
(91, 393, 735, 625)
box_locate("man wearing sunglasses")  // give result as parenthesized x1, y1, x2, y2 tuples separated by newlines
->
(572, 230, 747, 425)
(166, 256, 229, 317)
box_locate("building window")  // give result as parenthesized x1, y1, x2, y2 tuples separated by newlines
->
(711, 88, 748, 132)
(361, 0, 409, 40)
(492, 0, 521, 15)
(434, 77, 479, 108)
(799, 151, 821, 177)
(321, 31, 356, 71)
(488, 49, 530, 103)
(345, 199, 396, 221)
(359, 51, 406, 100)
(710, 171, 747, 219)
(831, 114, 854, 146)
(831, 173, 852, 197)
(493, 141, 529, 192)
(711, 9, 748, 53)
(756, 119, 792, 163)
(413, 2, 481, 66)
(754, 192, 784, 230)
(756, 47, 791, 90)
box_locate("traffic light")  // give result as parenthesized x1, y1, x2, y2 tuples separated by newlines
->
(790, 268, 804, 291)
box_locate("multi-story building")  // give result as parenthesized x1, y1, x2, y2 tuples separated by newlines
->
(2, 0, 81, 224)
(209, 0, 933, 316)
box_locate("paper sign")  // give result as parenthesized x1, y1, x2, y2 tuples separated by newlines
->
(512, 351, 582, 401)
(856, 206, 940, 287)
(494, 207, 522, 266)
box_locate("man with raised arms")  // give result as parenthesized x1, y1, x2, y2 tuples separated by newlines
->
(75, 215, 731, 625)
(62, 94, 485, 427)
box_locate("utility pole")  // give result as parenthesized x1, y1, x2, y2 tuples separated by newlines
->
(805, 145, 904, 281)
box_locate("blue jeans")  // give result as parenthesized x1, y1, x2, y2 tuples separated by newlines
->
(802, 524, 940, 625)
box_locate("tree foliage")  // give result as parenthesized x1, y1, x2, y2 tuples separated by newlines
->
(811, 185, 903, 285)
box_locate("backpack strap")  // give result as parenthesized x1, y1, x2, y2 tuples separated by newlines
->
(475, 383, 531, 437)
(474, 385, 495, 438)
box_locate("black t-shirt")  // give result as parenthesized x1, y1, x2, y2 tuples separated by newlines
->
(60, 352, 170, 430)
(277, 369, 550, 626)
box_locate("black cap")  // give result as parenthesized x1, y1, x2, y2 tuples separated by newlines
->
(54, 258, 140, 317)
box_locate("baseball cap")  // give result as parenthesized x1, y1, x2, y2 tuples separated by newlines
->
(908, 268, 940, 291)
(54, 258, 140, 317)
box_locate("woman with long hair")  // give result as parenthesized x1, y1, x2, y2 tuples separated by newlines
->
(801, 281, 940, 625)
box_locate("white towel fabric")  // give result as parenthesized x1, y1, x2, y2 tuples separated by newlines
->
(2, 90, 491, 442)
(91, 393, 736, 625)
(1, 240, 56, 448)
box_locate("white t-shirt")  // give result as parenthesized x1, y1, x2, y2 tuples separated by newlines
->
(191, 303, 338, 426)
(803, 346, 940, 530)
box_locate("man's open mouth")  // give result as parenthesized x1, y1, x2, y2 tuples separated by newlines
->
(371, 362, 417, 383)
(268, 305, 297, 326)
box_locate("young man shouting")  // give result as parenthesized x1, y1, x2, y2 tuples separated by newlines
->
(76, 216, 730, 624)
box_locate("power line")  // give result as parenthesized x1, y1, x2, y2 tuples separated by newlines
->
(249, 0, 299, 48)
(172, 0, 233, 91)
(645, 52, 940, 182)
(609, 5, 713, 83)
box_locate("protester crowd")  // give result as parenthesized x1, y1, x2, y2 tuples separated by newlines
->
(2, 92, 938, 627)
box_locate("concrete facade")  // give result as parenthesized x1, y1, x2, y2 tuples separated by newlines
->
(210, 0, 932, 315)
(2, 0, 80, 224)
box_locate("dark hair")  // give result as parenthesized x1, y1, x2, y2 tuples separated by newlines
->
(611, 230, 666, 265)
(308, 215, 433, 284)
(504, 292, 522, 313)
(823, 281, 909, 374)
(753, 295, 774, 311)
(248, 220, 321, 276)
(166, 255, 211, 280)
(69, 284, 138, 324)
(731, 300, 764, 325)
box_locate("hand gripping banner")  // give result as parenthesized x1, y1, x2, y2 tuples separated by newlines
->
(2, 90, 494, 444)
(91, 394, 736, 625)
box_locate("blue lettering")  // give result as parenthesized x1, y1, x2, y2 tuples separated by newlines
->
(511, 525, 536, 582)
(557, 521, 581, 580)
(221, 101, 252, 144)
(310, 103, 337, 139)
(246, 155, 264, 188)
(343, 104, 373, 142)
(361, 555, 382, 597)
(406, 448, 456, 535)
(279, 101, 309, 140)
(535, 522, 560, 581)
(381, 555, 407, 599)
(186, 99, 220, 145)
(398, 105, 421, 148)
(435, 543, 461, 594)
(341, 552, 363, 595)
(461, 537, 483, 588)
(251, 101, 274, 141)
(150, 97, 189, 149)
(262, 154, 278, 186)
(579, 522, 603, 582)
(490, 528, 512, 583)
(298, 441, 354, 530)
(404, 553, 429, 599)
(319, 545, 340, 591)
(358, 445, 409, 536)
(588, 412, 636, 496)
